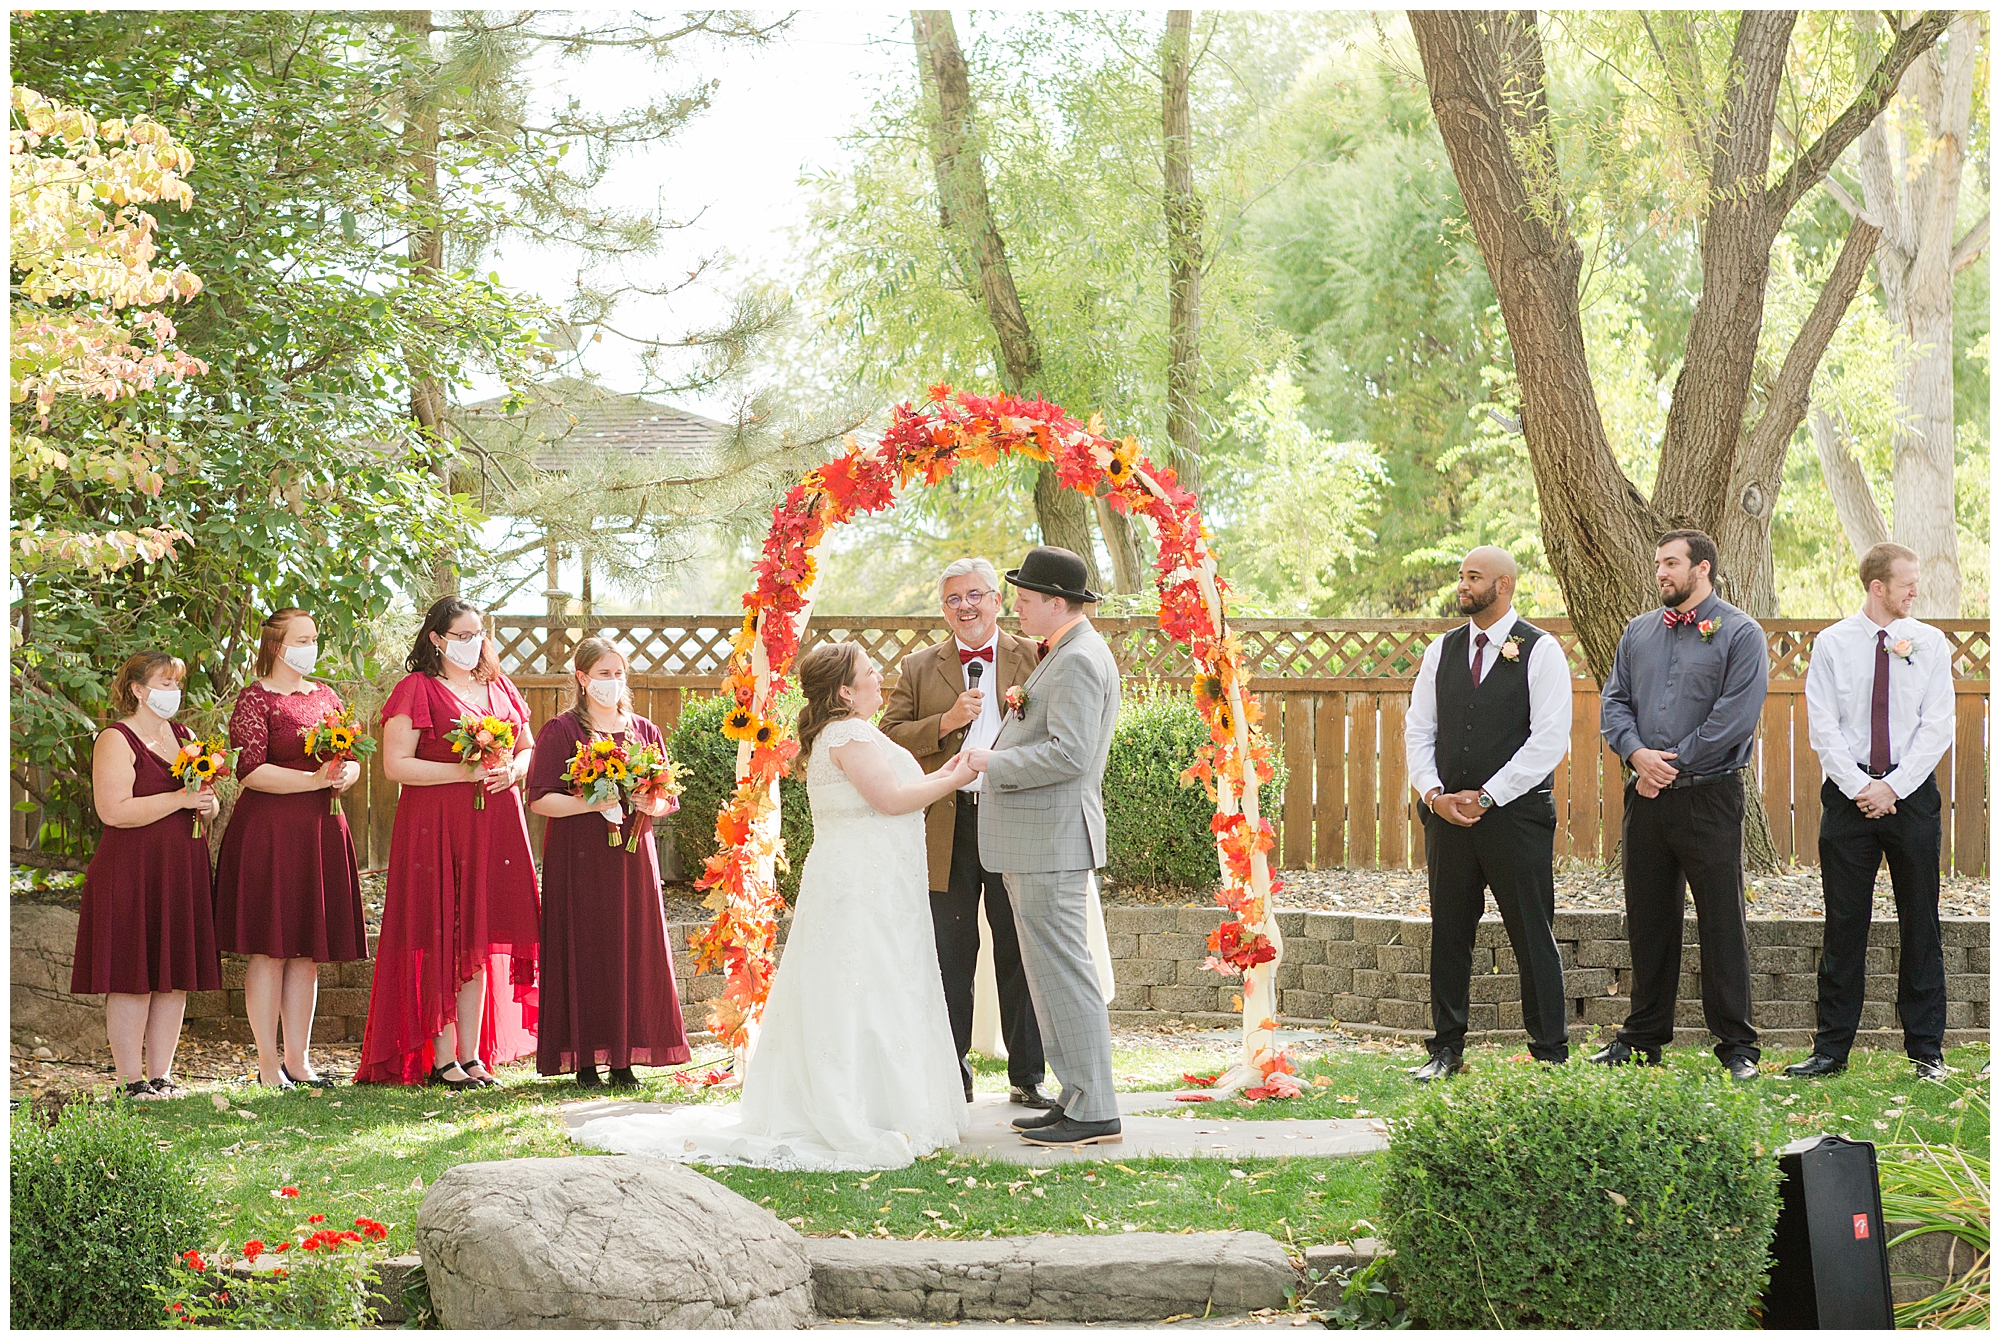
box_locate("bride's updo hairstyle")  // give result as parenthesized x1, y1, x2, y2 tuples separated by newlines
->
(795, 641, 867, 756)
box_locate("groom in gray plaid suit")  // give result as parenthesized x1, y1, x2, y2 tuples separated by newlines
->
(965, 546, 1124, 1148)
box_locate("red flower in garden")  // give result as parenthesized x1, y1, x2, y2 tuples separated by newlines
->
(180, 1249, 206, 1273)
(355, 1217, 388, 1242)
(274, 1241, 293, 1253)
(278, 1186, 299, 1198)
(307, 1214, 325, 1224)
(242, 1239, 264, 1262)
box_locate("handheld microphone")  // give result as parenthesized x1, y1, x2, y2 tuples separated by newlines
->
(966, 659, 984, 691)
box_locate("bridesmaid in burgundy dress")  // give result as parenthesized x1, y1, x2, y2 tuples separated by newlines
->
(71, 651, 223, 1100)
(526, 638, 690, 1088)
(213, 608, 368, 1089)
(356, 597, 540, 1088)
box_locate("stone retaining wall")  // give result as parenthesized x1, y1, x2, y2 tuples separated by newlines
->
(12, 902, 1990, 1056)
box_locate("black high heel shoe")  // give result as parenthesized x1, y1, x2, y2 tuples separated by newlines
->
(459, 1059, 498, 1089)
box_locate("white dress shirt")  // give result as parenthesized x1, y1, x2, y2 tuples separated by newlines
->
(1405, 608, 1574, 808)
(955, 631, 1003, 793)
(1804, 612, 1955, 800)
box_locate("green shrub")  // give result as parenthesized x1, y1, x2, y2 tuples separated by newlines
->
(11, 1100, 213, 1329)
(666, 692, 812, 902)
(1102, 687, 1285, 889)
(1380, 1062, 1781, 1329)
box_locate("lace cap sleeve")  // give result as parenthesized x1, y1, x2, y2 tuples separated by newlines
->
(229, 684, 271, 776)
(816, 717, 876, 751)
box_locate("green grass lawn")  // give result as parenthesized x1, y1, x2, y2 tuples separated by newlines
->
(117, 1039, 1987, 1257)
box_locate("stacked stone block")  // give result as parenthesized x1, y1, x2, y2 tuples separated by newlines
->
(147, 906, 1998, 1054)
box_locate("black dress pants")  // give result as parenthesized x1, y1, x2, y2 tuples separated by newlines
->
(931, 795, 1046, 1092)
(1812, 777, 1946, 1062)
(1617, 777, 1759, 1062)
(1423, 792, 1571, 1062)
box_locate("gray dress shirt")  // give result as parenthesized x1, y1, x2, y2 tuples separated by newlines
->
(1599, 594, 1769, 778)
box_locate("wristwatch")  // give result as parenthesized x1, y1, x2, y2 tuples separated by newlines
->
(1476, 790, 1494, 810)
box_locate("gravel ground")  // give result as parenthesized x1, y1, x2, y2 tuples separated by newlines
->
(1106, 864, 1990, 921)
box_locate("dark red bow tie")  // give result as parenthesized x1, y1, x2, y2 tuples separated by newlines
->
(1663, 608, 1701, 629)
(958, 646, 993, 665)
(1037, 639, 1051, 661)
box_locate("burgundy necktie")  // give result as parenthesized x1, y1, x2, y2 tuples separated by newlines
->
(1472, 632, 1489, 686)
(958, 646, 993, 665)
(1870, 629, 1892, 774)
(1037, 639, 1051, 661)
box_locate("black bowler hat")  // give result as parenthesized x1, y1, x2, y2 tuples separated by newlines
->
(1005, 545, 1100, 604)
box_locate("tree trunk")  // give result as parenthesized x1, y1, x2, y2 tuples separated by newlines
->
(1410, 11, 1657, 685)
(1161, 9, 1204, 497)
(1716, 215, 1882, 615)
(912, 8, 1105, 592)
(397, 9, 458, 601)
(1811, 406, 1891, 559)
(1856, 13, 1979, 617)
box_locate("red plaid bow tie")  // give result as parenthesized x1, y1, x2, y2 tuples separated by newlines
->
(1663, 608, 1701, 629)
(958, 646, 993, 665)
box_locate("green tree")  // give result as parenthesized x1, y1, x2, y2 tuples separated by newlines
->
(10, 12, 549, 863)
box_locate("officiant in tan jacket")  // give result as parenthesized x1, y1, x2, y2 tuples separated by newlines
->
(880, 557, 1053, 1108)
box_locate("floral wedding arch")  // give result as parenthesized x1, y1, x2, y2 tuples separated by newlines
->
(690, 386, 1293, 1097)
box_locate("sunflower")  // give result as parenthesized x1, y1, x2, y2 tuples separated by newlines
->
(1196, 673, 1225, 702)
(721, 708, 759, 741)
(604, 759, 629, 782)
(192, 756, 216, 778)
(592, 739, 617, 756)
(1104, 454, 1131, 482)
(329, 727, 355, 751)
(752, 719, 782, 747)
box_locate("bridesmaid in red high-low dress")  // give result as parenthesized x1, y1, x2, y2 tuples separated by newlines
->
(526, 638, 689, 1089)
(355, 597, 540, 1088)
(71, 651, 223, 1100)
(212, 607, 368, 1090)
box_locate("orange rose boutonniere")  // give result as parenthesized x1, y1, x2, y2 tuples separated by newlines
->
(1499, 634, 1524, 662)
(1004, 685, 1028, 719)
(1697, 617, 1721, 642)
(1891, 637, 1915, 665)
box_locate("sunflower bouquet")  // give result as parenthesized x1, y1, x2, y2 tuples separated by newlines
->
(620, 744, 684, 852)
(445, 712, 516, 810)
(299, 703, 378, 814)
(168, 736, 234, 839)
(562, 736, 632, 847)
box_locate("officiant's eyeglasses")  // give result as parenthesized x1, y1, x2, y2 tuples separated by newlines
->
(942, 590, 995, 609)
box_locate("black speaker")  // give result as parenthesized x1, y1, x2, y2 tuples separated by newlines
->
(1760, 1133, 1894, 1329)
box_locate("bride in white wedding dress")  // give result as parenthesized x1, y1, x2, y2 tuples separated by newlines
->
(572, 641, 974, 1171)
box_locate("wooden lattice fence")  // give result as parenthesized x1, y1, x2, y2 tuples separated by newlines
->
(324, 616, 1989, 877)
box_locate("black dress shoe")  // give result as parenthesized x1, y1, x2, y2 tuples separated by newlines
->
(574, 1065, 603, 1089)
(1410, 1051, 1464, 1083)
(1011, 1106, 1068, 1132)
(1018, 1116, 1122, 1148)
(607, 1067, 640, 1090)
(1010, 1083, 1060, 1109)
(428, 1064, 474, 1092)
(1723, 1055, 1760, 1081)
(1783, 1054, 1846, 1079)
(1912, 1056, 1951, 1082)
(1587, 1041, 1660, 1067)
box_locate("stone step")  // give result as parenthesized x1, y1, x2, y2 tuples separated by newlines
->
(803, 1230, 1296, 1323)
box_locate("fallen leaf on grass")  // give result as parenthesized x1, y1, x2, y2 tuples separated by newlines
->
(210, 1093, 231, 1113)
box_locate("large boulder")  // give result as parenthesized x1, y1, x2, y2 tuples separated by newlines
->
(415, 1156, 813, 1329)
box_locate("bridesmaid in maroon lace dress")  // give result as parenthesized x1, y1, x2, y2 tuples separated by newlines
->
(71, 651, 223, 1100)
(213, 608, 368, 1089)
(526, 638, 689, 1088)
(356, 597, 540, 1088)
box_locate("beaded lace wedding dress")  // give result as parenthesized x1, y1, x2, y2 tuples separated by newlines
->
(572, 718, 968, 1170)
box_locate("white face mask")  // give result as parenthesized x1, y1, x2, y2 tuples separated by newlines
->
(281, 643, 319, 676)
(586, 677, 625, 707)
(146, 687, 182, 719)
(441, 634, 483, 671)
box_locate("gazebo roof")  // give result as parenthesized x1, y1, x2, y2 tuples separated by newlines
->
(458, 377, 730, 473)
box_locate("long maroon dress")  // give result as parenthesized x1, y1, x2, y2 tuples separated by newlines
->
(526, 710, 690, 1075)
(212, 682, 367, 962)
(355, 672, 540, 1085)
(71, 722, 222, 995)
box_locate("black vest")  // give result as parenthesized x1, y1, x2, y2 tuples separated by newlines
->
(1433, 620, 1555, 795)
